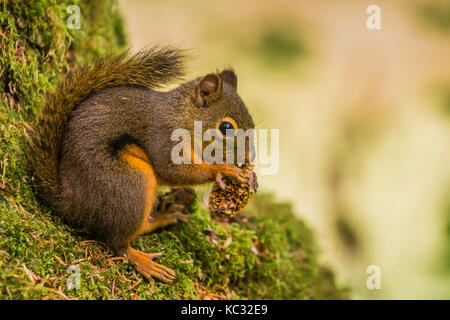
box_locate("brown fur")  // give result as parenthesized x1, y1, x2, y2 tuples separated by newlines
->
(27, 47, 254, 282)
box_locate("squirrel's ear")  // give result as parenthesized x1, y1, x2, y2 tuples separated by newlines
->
(196, 73, 222, 108)
(219, 69, 237, 90)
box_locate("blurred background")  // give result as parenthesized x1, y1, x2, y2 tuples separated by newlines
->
(118, 0, 450, 299)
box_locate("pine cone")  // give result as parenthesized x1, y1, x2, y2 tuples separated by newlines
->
(209, 164, 258, 218)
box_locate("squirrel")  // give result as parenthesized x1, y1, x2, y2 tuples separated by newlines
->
(27, 47, 255, 283)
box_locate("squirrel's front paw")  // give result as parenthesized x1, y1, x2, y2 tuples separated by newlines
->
(216, 165, 249, 189)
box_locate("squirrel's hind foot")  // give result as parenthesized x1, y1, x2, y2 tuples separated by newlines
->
(155, 187, 196, 215)
(125, 247, 177, 283)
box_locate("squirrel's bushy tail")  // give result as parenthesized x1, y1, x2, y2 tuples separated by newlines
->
(27, 47, 186, 207)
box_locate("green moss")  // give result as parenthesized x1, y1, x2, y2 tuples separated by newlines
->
(0, 0, 347, 299)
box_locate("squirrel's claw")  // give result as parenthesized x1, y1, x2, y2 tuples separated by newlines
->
(216, 173, 227, 190)
(237, 173, 250, 185)
(171, 211, 189, 223)
(178, 212, 190, 223)
(144, 252, 164, 260)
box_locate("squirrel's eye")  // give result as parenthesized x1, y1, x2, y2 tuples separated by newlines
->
(216, 117, 238, 138)
(218, 121, 235, 136)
